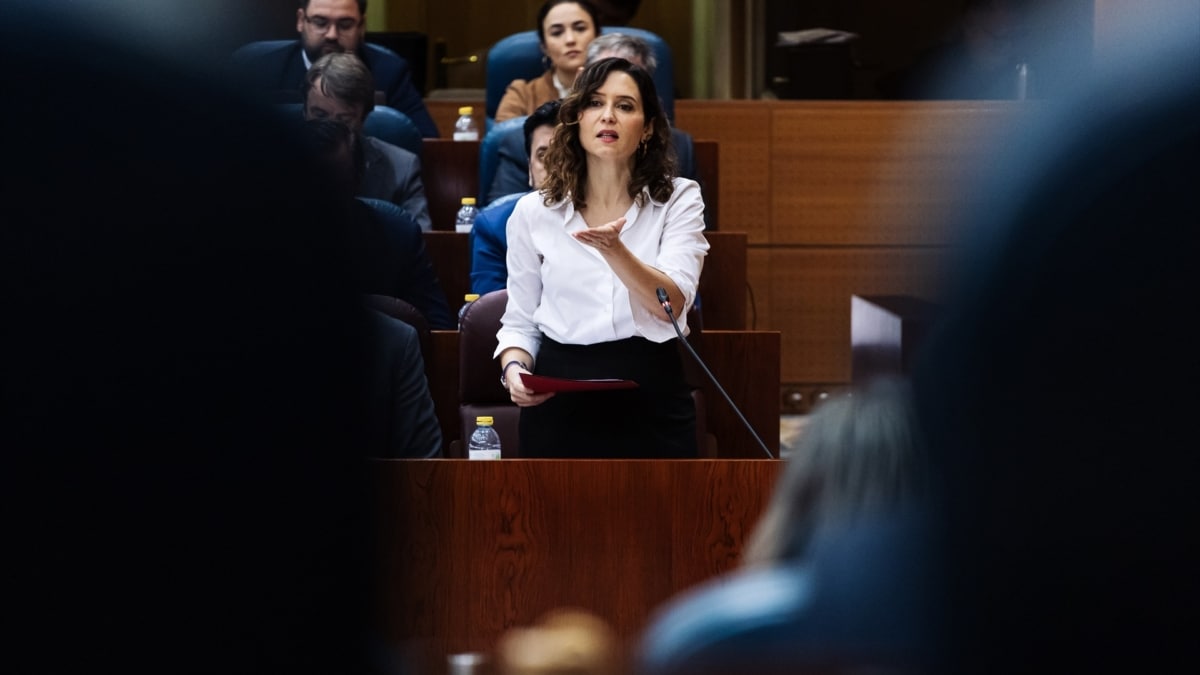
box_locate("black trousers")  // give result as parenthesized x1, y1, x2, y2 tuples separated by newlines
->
(518, 336, 698, 458)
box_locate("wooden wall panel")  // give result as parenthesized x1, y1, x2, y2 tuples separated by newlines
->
(769, 101, 1025, 245)
(674, 102, 773, 244)
(674, 99, 1037, 394)
(769, 248, 947, 383)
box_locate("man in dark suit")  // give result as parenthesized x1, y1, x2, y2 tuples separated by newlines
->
(304, 51, 432, 230)
(301, 118, 455, 329)
(230, 0, 439, 138)
(365, 310, 443, 458)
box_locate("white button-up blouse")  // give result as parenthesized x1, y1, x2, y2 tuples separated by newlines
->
(494, 177, 709, 363)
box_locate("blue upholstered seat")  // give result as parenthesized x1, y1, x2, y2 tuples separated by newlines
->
(362, 105, 423, 157)
(478, 116, 528, 205)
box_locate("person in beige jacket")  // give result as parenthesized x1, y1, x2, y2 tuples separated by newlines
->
(495, 0, 601, 122)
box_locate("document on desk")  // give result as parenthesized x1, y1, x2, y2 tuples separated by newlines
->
(520, 374, 638, 393)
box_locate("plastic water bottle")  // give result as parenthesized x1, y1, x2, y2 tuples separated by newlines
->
(458, 293, 480, 327)
(453, 106, 479, 142)
(468, 416, 502, 460)
(455, 197, 479, 234)
(1015, 62, 1032, 100)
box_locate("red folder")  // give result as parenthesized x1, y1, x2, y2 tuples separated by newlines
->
(520, 374, 639, 393)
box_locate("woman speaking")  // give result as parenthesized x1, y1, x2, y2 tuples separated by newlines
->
(495, 57, 708, 458)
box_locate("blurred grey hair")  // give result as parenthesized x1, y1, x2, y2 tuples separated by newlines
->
(741, 377, 928, 567)
(586, 32, 657, 73)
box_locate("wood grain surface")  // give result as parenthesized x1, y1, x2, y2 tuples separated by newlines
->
(374, 458, 783, 668)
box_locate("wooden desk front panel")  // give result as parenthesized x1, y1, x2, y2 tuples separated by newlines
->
(422, 232, 471, 319)
(374, 458, 783, 662)
(697, 231, 747, 330)
(421, 139, 481, 231)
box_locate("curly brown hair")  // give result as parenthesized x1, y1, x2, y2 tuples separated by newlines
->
(540, 57, 676, 210)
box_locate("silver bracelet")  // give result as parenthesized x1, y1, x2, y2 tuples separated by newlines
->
(500, 360, 530, 389)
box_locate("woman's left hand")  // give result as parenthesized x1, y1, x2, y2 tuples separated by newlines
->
(573, 217, 626, 252)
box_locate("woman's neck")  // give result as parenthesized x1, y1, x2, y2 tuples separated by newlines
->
(552, 68, 575, 96)
(581, 160, 634, 225)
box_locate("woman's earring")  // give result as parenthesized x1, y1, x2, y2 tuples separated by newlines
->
(541, 54, 552, 70)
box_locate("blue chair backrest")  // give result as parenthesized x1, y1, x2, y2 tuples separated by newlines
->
(362, 105, 423, 156)
(478, 116, 528, 206)
(484, 27, 675, 124)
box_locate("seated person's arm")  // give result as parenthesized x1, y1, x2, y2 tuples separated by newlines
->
(395, 154, 433, 231)
(488, 130, 534, 203)
(470, 208, 510, 295)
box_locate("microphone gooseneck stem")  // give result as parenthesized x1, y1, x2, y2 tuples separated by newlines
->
(658, 289, 775, 460)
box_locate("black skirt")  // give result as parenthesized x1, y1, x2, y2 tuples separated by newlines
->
(518, 336, 698, 458)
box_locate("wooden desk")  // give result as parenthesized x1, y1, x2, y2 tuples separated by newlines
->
(421, 139, 481, 231)
(374, 458, 783, 668)
(422, 231, 471, 316)
(425, 329, 779, 459)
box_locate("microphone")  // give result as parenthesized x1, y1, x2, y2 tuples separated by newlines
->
(657, 287, 775, 459)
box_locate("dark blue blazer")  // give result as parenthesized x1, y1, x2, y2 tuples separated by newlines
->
(229, 39, 439, 139)
(354, 198, 454, 329)
(365, 309, 442, 459)
(469, 192, 525, 295)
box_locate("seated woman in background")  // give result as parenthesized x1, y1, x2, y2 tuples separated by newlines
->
(495, 57, 708, 458)
(495, 0, 601, 122)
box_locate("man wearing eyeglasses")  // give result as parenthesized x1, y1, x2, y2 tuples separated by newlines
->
(231, 0, 438, 138)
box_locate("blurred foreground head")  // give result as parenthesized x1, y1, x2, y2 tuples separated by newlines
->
(496, 608, 622, 675)
(912, 3, 1199, 671)
(2, 2, 375, 673)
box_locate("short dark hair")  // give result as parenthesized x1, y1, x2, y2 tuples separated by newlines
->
(303, 52, 375, 123)
(299, 0, 367, 12)
(536, 0, 601, 45)
(524, 100, 561, 158)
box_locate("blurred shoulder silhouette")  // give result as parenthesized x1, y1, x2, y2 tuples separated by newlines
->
(910, 2, 1199, 670)
(637, 378, 940, 675)
(2, 2, 381, 672)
